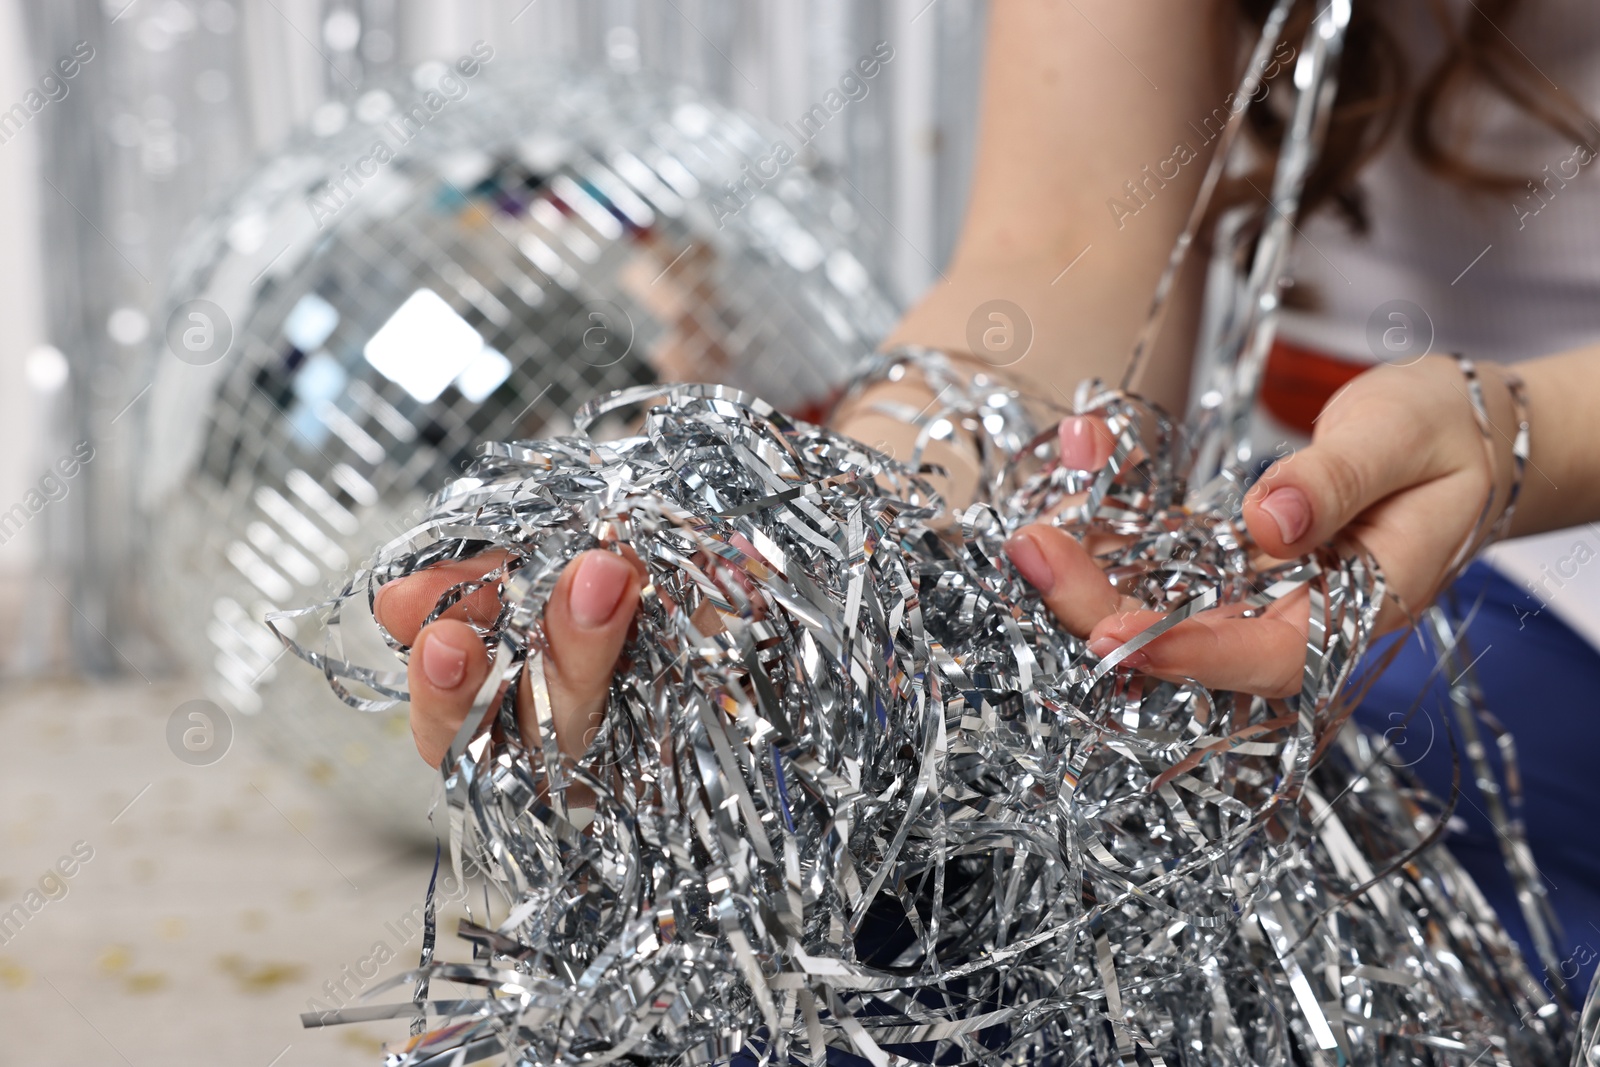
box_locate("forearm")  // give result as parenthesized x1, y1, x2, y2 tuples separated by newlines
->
(1508, 347, 1600, 536)
(886, 0, 1232, 412)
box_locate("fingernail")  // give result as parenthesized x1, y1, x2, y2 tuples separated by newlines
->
(1004, 533, 1055, 594)
(1088, 636, 1149, 670)
(570, 551, 632, 629)
(421, 630, 468, 690)
(1259, 487, 1312, 545)
(1059, 417, 1103, 471)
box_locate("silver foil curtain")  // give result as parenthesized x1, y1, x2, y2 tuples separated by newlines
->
(20, 0, 987, 675)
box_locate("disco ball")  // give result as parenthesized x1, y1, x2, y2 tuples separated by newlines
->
(139, 63, 899, 838)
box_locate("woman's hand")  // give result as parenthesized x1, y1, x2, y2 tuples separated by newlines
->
(373, 549, 645, 767)
(1005, 355, 1519, 696)
(376, 363, 937, 772)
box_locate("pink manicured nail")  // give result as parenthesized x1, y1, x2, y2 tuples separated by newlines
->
(569, 552, 632, 629)
(1258, 487, 1312, 545)
(421, 630, 468, 690)
(1059, 417, 1103, 471)
(1004, 533, 1055, 594)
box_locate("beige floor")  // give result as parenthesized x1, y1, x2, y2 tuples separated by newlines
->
(0, 679, 465, 1067)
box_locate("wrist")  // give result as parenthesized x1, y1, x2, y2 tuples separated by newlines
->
(1454, 356, 1528, 549)
(882, 250, 1203, 415)
(829, 353, 984, 508)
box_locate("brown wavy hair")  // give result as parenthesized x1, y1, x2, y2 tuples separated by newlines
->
(1238, 0, 1600, 231)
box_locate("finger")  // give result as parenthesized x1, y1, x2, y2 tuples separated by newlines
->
(1058, 415, 1116, 471)
(1004, 524, 1126, 638)
(408, 619, 495, 767)
(1088, 594, 1310, 698)
(1329, 468, 1489, 629)
(374, 551, 510, 646)
(1244, 383, 1438, 558)
(520, 549, 645, 759)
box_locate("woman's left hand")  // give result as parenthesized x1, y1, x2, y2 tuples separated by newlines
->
(1004, 354, 1519, 696)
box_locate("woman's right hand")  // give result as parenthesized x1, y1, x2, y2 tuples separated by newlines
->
(373, 549, 645, 768)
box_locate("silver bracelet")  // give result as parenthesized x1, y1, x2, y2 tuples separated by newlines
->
(1456, 354, 1530, 549)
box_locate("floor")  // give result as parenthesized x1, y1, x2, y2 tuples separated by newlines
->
(0, 678, 466, 1067)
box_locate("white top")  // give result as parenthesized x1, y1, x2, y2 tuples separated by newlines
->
(1274, 0, 1600, 649)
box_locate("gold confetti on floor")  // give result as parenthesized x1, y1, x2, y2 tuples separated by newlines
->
(123, 972, 167, 995)
(0, 958, 30, 989)
(215, 954, 306, 994)
(96, 945, 131, 975)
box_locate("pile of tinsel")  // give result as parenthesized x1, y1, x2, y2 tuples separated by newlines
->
(277, 359, 1574, 1066)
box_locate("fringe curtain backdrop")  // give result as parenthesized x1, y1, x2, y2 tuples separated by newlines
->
(19, 0, 987, 675)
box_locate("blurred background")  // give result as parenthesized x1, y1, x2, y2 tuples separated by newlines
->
(0, 1, 987, 1063)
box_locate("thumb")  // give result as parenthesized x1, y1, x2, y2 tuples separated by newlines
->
(1243, 404, 1432, 557)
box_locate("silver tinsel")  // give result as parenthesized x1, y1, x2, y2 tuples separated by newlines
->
(276, 356, 1567, 1065)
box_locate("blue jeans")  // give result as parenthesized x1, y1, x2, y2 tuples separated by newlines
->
(1350, 560, 1600, 995)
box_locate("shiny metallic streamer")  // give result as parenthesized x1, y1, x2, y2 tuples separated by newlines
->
(276, 358, 1569, 1065)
